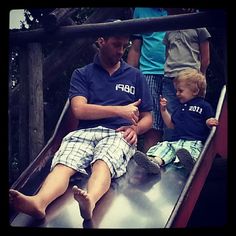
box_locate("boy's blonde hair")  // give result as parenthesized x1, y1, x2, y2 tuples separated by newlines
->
(174, 68, 207, 98)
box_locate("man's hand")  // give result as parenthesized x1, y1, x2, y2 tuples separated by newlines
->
(119, 99, 141, 125)
(116, 125, 138, 145)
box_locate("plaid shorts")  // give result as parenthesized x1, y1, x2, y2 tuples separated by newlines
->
(51, 126, 136, 178)
(146, 139, 203, 165)
(144, 74, 164, 131)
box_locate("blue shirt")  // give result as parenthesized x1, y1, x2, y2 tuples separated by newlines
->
(133, 8, 167, 74)
(69, 55, 153, 130)
(171, 97, 214, 142)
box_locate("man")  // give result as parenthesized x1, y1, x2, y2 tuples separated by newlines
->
(9, 19, 153, 220)
(127, 8, 167, 152)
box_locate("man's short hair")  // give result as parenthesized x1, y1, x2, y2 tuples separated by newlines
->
(98, 18, 129, 39)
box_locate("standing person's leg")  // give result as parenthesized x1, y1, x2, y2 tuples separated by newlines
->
(162, 76, 179, 141)
(9, 164, 76, 219)
(143, 74, 163, 152)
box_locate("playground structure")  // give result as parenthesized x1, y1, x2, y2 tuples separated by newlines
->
(9, 9, 227, 228)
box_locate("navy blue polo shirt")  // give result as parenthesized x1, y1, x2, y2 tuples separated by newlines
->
(171, 97, 214, 142)
(69, 55, 153, 130)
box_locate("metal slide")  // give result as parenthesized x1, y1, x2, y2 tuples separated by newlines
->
(9, 85, 227, 228)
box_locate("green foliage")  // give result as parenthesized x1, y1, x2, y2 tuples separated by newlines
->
(73, 7, 95, 24)
(24, 8, 54, 29)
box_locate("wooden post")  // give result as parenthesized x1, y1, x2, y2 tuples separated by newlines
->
(28, 43, 44, 161)
(9, 49, 22, 182)
(42, 8, 78, 31)
(18, 46, 30, 171)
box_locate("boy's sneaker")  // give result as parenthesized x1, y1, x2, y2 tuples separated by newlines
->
(133, 151, 161, 175)
(176, 148, 195, 173)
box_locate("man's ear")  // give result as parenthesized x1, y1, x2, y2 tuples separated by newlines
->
(97, 37, 105, 47)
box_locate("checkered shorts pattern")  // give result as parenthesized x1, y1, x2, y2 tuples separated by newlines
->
(51, 126, 136, 178)
(146, 139, 203, 165)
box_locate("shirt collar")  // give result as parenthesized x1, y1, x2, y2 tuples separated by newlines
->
(93, 54, 130, 72)
(184, 97, 203, 105)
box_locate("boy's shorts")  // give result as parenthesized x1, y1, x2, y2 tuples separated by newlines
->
(51, 126, 136, 178)
(146, 139, 203, 165)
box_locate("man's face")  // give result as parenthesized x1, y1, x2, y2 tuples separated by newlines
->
(99, 36, 130, 66)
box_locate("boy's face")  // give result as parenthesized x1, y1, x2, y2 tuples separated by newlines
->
(175, 81, 196, 103)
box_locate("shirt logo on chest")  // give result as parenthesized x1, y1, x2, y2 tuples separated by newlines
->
(189, 105, 202, 114)
(115, 84, 135, 95)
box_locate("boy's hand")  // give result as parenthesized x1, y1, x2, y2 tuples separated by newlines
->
(160, 95, 167, 111)
(206, 118, 219, 128)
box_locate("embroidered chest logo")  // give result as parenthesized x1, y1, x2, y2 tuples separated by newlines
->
(115, 84, 135, 95)
(189, 105, 202, 114)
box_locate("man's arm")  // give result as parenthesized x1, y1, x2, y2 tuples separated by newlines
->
(71, 96, 141, 125)
(165, 46, 169, 61)
(132, 111, 153, 135)
(199, 40, 210, 75)
(116, 111, 153, 145)
(127, 39, 142, 67)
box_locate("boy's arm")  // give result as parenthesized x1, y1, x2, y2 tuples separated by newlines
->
(160, 97, 175, 129)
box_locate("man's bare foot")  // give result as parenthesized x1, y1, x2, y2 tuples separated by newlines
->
(9, 189, 46, 219)
(72, 185, 95, 220)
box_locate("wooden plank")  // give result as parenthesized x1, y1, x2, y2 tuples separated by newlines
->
(28, 43, 44, 161)
(42, 8, 78, 31)
(10, 11, 226, 45)
(18, 46, 29, 171)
